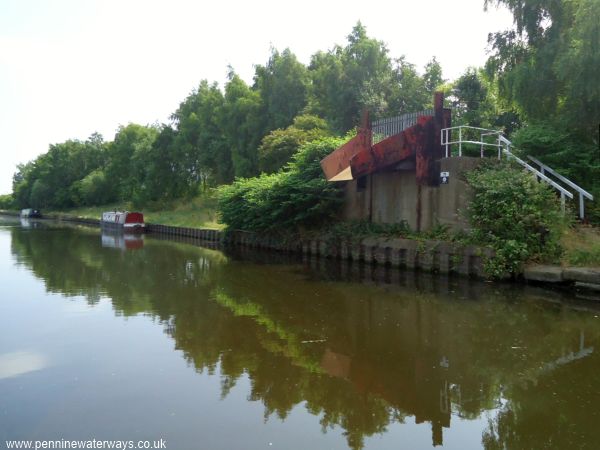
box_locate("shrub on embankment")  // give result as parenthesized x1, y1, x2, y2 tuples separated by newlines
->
(466, 161, 567, 277)
(0, 194, 15, 210)
(217, 137, 346, 232)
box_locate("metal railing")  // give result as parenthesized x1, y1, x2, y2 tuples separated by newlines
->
(527, 155, 594, 220)
(441, 126, 594, 218)
(371, 109, 434, 144)
(441, 125, 504, 158)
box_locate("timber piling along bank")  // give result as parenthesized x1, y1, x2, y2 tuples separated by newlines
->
(33, 213, 491, 278)
(4, 213, 600, 290)
(227, 231, 493, 278)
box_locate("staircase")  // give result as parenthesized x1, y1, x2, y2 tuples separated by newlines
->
(441, 125, 594, 219)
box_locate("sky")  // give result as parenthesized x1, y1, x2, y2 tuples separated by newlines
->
(0, 0, 514, 195)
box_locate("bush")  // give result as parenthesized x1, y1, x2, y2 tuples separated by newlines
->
(258, 114, 331, 173)
(466, 161, 567, 277)
(0, 194, 15, 210)
(218, 137, 346, 232)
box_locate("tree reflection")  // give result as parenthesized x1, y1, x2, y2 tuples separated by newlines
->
(10, 225, 600, 449)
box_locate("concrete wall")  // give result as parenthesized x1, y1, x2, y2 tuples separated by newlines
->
(342, 157, 483, 232)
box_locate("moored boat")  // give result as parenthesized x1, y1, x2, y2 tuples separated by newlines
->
(20, 208, 42, 218)
(100, 211, 145, 232)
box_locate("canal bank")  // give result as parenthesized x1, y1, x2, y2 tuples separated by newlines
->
(6, 212, 599, 295)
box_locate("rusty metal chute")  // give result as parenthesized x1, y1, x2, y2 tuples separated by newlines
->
(320, 92, 451, 186)
(320, 131, 369, 181)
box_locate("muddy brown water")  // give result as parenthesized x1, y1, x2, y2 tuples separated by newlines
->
(1, 217, 599, 449)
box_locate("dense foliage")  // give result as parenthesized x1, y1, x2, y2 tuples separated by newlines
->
(9, 23, 444, 211)
(258, 114, 331, 173)
(485, 0, 599, 220)
(0, 194, 14, 210)
(466, 162, 566, 277)
(7, 5, 598, 237)
(13, 133, 107, 209)
(217, 137, 346, 232)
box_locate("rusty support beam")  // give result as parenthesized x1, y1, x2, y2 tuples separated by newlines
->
(320, 110, 371, 181)
(416, 92, 450, 185)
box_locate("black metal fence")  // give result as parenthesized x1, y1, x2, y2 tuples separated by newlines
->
(371, 109, 434, 144)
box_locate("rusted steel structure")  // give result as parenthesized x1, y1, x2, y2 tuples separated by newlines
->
(320, 92, 451, 186)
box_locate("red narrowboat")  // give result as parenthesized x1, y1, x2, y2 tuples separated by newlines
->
(100, 211, 145, 232)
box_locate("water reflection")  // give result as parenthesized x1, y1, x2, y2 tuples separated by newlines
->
(0, 351, 48, 380)
(7, 224, 600, 449)
(101, 230, 145, 250)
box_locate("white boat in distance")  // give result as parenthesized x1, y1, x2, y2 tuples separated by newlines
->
(100, 211, 145, 232)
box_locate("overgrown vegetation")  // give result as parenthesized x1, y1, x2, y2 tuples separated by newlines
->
(561, 226, 600, 267)
(316, 220, 454, 248)
(217, 137, 346, 233)
(466, 161, 567, 277)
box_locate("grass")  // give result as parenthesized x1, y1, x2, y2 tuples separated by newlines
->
(561, 225, 600, 267)
(49, 192, 224, 230)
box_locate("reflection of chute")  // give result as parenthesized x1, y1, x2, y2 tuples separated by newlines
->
(101, 231, 144, 250)
(321, 349, 351, 379)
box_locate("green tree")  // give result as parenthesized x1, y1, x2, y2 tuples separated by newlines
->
(222, 71, 263, 178)
(105, 123, 159, 202)
(0, 194, 14, 210)
(12, 161, 35, 208)
(258, 114, 331, 173)
(386, 56, 429, 114)
(254, 48, 310, 133)
(423, 56, 445, 97)
(12, 134, 108, 209)
(450, 68, 491, 127)
(485, 0, 600, 134)
(72, 169, 112, 206)
(171, 80, 232, 185)
(554, 0, 600, 137)
(307, 49, 346, 130)
(139, 124, 183, 202)
(309, 22, 395, 132)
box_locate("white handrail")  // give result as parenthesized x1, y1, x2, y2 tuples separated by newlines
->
(527, 156, 593, 200)
(440, 126, 597, 217)
(527, 155, 593, 219)
(502, 149, 573, 200)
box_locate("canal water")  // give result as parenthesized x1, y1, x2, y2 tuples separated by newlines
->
(1, 217, 599, 449)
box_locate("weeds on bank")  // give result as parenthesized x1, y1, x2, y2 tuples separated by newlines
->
(562, 225, 600, 267)
(315, 219, 457, 248)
